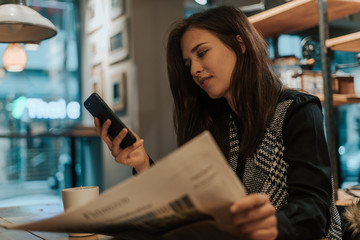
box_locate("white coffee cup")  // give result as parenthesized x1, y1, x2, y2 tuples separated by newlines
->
(62, 186, 99, 237)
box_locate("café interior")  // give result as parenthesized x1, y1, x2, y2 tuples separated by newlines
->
(0, 0, 360, 239)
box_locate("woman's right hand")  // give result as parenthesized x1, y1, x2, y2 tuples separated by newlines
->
(94, 117, 150, 173)
(230, 193, 278, 240)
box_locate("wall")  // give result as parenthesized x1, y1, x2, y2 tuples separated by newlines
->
(131, 0, 182, 161)
(81, 0, 182, 190)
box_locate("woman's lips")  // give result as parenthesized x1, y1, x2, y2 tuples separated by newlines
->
(199, 76, 211, 87)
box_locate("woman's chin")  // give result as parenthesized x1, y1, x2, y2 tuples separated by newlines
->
(206, 93, 223, 100)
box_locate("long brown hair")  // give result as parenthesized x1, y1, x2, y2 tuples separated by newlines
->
(166, 6, 285, 157)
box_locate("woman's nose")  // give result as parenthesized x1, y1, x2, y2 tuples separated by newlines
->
(190, 60, 203, 78)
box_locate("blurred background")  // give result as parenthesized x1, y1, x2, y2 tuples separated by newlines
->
(0, 0, 359, 206)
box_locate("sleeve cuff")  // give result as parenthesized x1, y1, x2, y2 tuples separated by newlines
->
(132, 155, 154, 175)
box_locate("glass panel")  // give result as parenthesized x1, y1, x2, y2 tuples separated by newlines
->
(0, 0, 80, 206)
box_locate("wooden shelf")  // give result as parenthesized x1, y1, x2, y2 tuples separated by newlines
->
(248, 0, 360, 38)
(317, 93, 360, 107)
(326, 31, 360, 52)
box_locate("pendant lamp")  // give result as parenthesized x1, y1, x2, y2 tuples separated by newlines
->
(0, 0, 57, 43)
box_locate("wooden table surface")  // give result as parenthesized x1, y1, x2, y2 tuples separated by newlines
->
(0, 203, 238, 240)
(0, 203, 114, 240)
(1, 189, 359, 240)
(336, 188, 360, 206)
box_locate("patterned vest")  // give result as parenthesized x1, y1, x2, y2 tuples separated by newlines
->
(228, 99, 342, 240)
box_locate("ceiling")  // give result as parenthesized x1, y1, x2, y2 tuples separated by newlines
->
(184, 0, 265, 13)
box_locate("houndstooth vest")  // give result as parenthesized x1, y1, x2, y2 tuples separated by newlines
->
(228, 99, 342, 240)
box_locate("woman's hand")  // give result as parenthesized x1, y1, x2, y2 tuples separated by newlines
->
(230, 193, 278, 240)
(94, 117, 150, 173)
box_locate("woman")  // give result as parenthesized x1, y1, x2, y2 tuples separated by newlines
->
(95, 6, 342, 240)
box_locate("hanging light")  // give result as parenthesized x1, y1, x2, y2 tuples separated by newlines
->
(0, 1, 57, 72)
(0, 0, 57, 43)
(2, 43, 27, 72)
(24, 41, 40, 51)
(195, 0, 207, 5)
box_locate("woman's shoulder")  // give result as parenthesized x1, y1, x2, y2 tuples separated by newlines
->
(278, 90, 324, 130)
(279, 89, 322, 109)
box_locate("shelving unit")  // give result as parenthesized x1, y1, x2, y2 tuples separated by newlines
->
(248, 0, 360, 195)
(318, 93, 360, 106)
(326, 31, 360, 52)
(249, 0, 360, 107)
(248, 0, 360, 38)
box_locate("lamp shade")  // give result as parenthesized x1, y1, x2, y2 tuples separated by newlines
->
(0, 3, 57, 43)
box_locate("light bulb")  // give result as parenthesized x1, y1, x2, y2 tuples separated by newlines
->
(24, 41, 40, 51)
(2, 43, 27, 72)
(195, 0, 207, 5)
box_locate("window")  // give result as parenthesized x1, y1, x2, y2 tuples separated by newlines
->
(0, 0, 81, 206)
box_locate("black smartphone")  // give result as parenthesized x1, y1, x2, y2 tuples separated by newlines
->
(84, 93, 136, 149)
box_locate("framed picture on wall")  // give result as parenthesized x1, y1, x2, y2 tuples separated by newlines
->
(85, 0, 104, 34)
(110, 0, 125, 20)
(87, 28, 106, 66)
(109, 18, 129, 64)
(111, 64, 128, 113)
(90, 64, 104, 97)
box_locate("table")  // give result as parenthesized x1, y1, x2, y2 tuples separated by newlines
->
(0, 203, 241, 240)
(336, 188, 360, 206)
(0, 203, 114, 240)
(1, 191, 357, 240)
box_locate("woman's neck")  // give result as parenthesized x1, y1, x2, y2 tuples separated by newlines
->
(225, 96, 237, 115)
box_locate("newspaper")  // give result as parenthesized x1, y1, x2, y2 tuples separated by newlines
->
(0, 131, 246, 239)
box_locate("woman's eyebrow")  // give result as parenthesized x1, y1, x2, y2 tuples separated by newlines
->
(183, 42, 208, 63)
(190, 42, 207, 53)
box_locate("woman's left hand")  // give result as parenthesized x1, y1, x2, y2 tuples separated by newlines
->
(230, 193, 278, 240)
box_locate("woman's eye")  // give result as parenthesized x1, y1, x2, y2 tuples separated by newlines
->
(197, 50, 207, 58)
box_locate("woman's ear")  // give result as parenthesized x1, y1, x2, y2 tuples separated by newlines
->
(236, 35, 246, 53)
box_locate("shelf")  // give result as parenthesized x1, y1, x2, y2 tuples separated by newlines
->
(317, 93, 360, 106)
(326, 31, 360, 52)
(248, 0, 360, 38)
